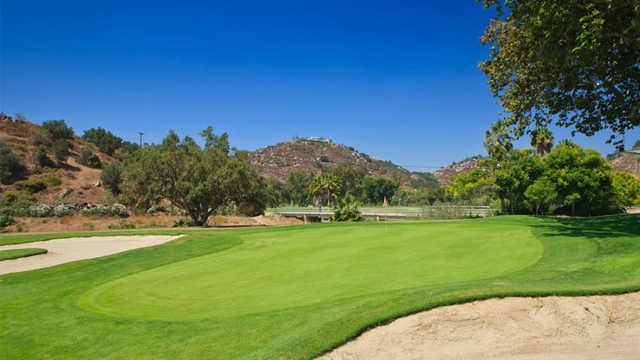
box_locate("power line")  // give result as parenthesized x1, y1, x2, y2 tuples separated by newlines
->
(397, 164, 445, 169)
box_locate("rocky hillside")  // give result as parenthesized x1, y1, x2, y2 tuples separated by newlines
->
(0, 115, 113, 204)
(610, 151, 640, 177)
(433, 156, 484, 185)
(432, 149, 640, 186)
(248, 137, 438, 189)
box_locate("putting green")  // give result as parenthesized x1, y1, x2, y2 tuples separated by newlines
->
(3, 215, 640, 359)
(78, 222, 542, 320)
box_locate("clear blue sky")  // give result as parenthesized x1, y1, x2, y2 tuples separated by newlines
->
(2, 0, 637, 170)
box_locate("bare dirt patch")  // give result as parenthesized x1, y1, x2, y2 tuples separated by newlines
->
(319, 292, 640, 360)
(0, 235, 181, 275)
(5, 214, 301, 233)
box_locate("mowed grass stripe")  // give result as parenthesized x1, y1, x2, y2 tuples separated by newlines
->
(1, 216, 640, 359)
(0, 248, 48, 261)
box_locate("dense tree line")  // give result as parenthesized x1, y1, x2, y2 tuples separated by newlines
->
(448, 141, 640, 216)
(264, 164, 445, 208)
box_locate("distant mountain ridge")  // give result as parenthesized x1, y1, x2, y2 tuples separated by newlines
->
(610, 151, 640, 177)
(433, 156, 484, 185)
(248, 137, 439, 189)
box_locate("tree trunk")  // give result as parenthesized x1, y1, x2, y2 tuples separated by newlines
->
(190, 211, 209, 227)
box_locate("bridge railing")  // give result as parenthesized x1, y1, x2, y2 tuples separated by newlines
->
(268, 205, 498, 220)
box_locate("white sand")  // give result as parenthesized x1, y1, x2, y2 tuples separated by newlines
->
(0, 235, 180, 275)
(319, 292, 640, 360)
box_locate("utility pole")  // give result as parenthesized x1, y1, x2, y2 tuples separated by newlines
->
(137, 132, 144, 148)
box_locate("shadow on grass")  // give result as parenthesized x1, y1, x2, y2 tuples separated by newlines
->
(530, 214, 640, 239)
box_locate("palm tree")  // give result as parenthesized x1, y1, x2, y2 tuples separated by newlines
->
(530, 127, 554, 157)
(484, 122, 513, 160)
(309, 174, 341, 208)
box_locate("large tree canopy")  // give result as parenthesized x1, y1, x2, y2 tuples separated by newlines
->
(481, 0, 640, 148)
(121, 129, 267, 225)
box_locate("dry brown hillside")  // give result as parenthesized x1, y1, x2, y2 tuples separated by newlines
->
(610, 151, 640, 177)
(433, 156, 483, 185)
(248, 137, 437, 189)
(0, 115, 114, 204)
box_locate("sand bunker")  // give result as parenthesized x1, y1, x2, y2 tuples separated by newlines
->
(0, 235, 180, 275)
(320, 292, 640, 360)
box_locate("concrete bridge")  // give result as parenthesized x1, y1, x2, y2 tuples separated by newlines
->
(270, 210, 410, 222)
(268, 206, 497, 222)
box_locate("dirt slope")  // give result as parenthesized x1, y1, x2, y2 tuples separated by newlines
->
(0, 115, 114, 204)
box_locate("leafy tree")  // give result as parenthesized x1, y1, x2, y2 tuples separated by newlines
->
(494, 149, 544, 213)
(0, 141, 26, 184)
(78, 147, 102, 168)
(612, 171, 640, 207)
(542, 141, 616, 215)
(524, 178, 557, 215)
(122, 129, 266, 225)
(51, 140, 70, 165)
(362, 176, 399, 205)
(200, 126, 230, 154)
(330, 164, 367, 198)
(82, 127, 123, 155)
(446, 167, 496, 206)
(114, 141, 140, 159)
(42, 120, 74, 140)
(309, 173, 341, 207)
(265, 178, 289, 207)
(481, 0, 640, 149)
(333, 194, 362, 221)
(101, 161, 124, 194)
(286, 171, 314, 206)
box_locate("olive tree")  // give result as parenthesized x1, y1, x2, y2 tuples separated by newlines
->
(122, 129, 266, 225)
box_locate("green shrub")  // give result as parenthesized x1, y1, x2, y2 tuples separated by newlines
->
(333, 194, 363, 222)
(111, 203, 129, 217)
(108, 220, 136, 230)
(30, 128, 52, 146)
(14, 179, 47, 193)
(0, 192, 36, 216)
(34, 146, 53, 169)
(51, 140, 70, 165)
(42, 120, 74, 140)
(0, 141, 27, 184)
(28, 204, 52, 217)
(78, 147, 102, 168)
(52, 204, 73, 217)
(0, 214, 15, 229)
(80, 205, 110, 217)
(44, 174, 62, 186)
(101, 161, 123, 194)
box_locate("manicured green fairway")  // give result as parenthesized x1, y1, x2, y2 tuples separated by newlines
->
(0, 248, 47, 261)
(2, 216, 640, 359)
